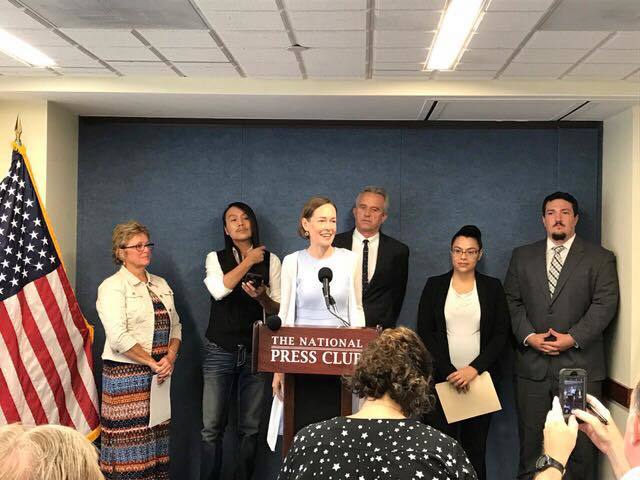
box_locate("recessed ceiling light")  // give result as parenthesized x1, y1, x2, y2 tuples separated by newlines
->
(0, 29, 55, 67)
(425, 0, 485, 71)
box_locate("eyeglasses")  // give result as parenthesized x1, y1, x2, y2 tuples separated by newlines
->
(451, 247, 479, 257)
(121, 242, 154, 252)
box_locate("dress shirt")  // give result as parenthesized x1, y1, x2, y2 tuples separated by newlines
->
(204, 246, 281, 303)
(352, 229, 379, 305)
(97, 266, 182, 363)
(524, 234, 577, 347)
(621, 466, 640, 479)
(545, 234, 576, 274)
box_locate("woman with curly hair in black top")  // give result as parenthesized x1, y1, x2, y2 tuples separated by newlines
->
(278, 327, 477, 480)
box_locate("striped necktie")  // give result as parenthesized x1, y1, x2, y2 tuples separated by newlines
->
(548, 245, 565, 297)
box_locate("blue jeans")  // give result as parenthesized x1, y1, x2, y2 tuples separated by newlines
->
(201, 341, 266, 480)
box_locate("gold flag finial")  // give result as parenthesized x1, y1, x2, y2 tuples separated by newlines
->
(14, 115, 22, 146)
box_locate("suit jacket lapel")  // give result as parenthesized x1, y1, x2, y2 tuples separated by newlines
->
(550, 236, 584, 305)
(475, 272, 489, 335)
(532, 240, 550, 303)
(344, 229, 354, 250)
(368, 232, 385, 286)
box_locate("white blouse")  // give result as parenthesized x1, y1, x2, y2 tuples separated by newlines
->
(444, 281, 481, 369)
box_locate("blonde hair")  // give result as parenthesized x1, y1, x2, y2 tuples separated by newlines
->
(0, 424, 103, 480)
(111, 220, 150, 265)
(297, 196, 337, 238)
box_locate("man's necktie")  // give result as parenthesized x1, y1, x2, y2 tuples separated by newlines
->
(548, 245, 565, 297)
(362, 239, 369, 293)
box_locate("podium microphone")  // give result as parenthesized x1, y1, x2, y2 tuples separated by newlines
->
(318, 267, 333, 309)
(266, 315, 282, 331)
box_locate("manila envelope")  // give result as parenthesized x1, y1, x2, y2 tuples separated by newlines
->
(435, 371, 502, 424)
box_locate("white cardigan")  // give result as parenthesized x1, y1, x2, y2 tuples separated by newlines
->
(277, 249, 365, 327)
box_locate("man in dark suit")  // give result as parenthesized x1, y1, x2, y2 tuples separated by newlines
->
(504, 191, 619, 480)
(333, 186, 409, 329)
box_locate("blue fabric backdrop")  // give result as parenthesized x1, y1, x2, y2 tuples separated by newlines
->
(77, 119, 601, 479)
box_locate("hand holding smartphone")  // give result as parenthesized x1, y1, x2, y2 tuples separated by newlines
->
(559, 368, 587, 417)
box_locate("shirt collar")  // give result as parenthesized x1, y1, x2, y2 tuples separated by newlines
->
(119, 265, 153, 286)
(353, 229, 379, 245)
(547, 234, 576, 253)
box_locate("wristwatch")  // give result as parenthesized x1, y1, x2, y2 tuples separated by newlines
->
(535, 454, 566, 476)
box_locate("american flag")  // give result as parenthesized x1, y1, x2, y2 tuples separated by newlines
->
(0, 143, 99, 439)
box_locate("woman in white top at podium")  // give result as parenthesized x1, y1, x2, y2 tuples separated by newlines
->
(272, 196, 365, 431)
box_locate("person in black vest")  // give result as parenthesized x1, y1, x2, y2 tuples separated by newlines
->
(333, 186, 409, 328)
(200, 202, 281, 480)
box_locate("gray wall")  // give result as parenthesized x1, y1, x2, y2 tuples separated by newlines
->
(77, 119, 602, 479)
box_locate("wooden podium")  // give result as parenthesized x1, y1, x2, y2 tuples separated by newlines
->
(252, 323, 379, 455)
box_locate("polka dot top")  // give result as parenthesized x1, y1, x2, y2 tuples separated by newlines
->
(278, 416, 477, 480)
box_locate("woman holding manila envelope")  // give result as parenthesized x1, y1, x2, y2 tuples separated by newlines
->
(416, 225, 510, 480)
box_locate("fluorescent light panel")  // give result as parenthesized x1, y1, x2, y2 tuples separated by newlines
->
(426, 0, 484, 71)
(0, 29, 55, 67)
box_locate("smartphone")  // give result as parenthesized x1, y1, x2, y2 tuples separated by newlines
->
(243, 272, 264, 287)
(559, 368, 587, 416)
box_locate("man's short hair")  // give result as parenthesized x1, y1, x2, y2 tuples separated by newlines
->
(356, 186, 389, 213)
(542, 191, 579, 217)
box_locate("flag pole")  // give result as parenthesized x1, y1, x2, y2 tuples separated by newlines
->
(14, 115, 22, 146)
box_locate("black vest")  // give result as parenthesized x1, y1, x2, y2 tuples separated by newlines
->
(205, 248, 270, 352)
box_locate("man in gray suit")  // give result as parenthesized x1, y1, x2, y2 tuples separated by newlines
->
(504, 191, 619, 480)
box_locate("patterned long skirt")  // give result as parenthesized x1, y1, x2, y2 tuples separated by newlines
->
(100, 289, 171, 480)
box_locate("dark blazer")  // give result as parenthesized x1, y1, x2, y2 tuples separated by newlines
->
(504, 236, 619, 381)
(416, 270, 510, 382)
(333, 230, 409, 329)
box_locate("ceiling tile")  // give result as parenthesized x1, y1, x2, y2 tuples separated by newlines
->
(514, 48, 589, 63)
(562, 101, 639, 120)
(467, 31, 528, 49)
(0, 66, 56, 76)
(374, 10, 441, 30)
(295, 30, 366, 48)
(204, 11, 284, 30)
(0, 53, 27, 67)
(376, 0, 445, 9)
(194, 0, 277, 11)
(86, 46, 158, 61)
(217, 31, 291, 47)
(375, 48, 428, 63)
(436, 100, 580, 120)
(476, 11, 545, 32)
(0, 9, 44, 28)
(525, 31, 611, 49)
(283, 0, 366, 10)
(373, 70, 428, 77)
(585, 49, 640, 64)
(242, 62, 301, 77)
(374, 30, 434, 48)
(501, 62, 571, 77)
(288, 11, 366, 30)
(306, 62, 366, 77)
(37, 46, 101, 67)
(459, 49, 514, 64)
(232, 48, 298, 64)
(6, 29, 69, 47)
(303, 48, 364, 63)
(108, 61, 177, 75)
(433, 71, 496, 80)
(136, 30, 216, 48)
(456, 62, 502, 71)
(374, 61, 424, 70)
(173, 62, 238, 76)
(55, 67, 116, 76)
(155, 47, 227, 62)
(487, 0, 555, 11)
(602, 32, 640, 50)
(568, 63, 639, 77)
(61, 29, 141, 47)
